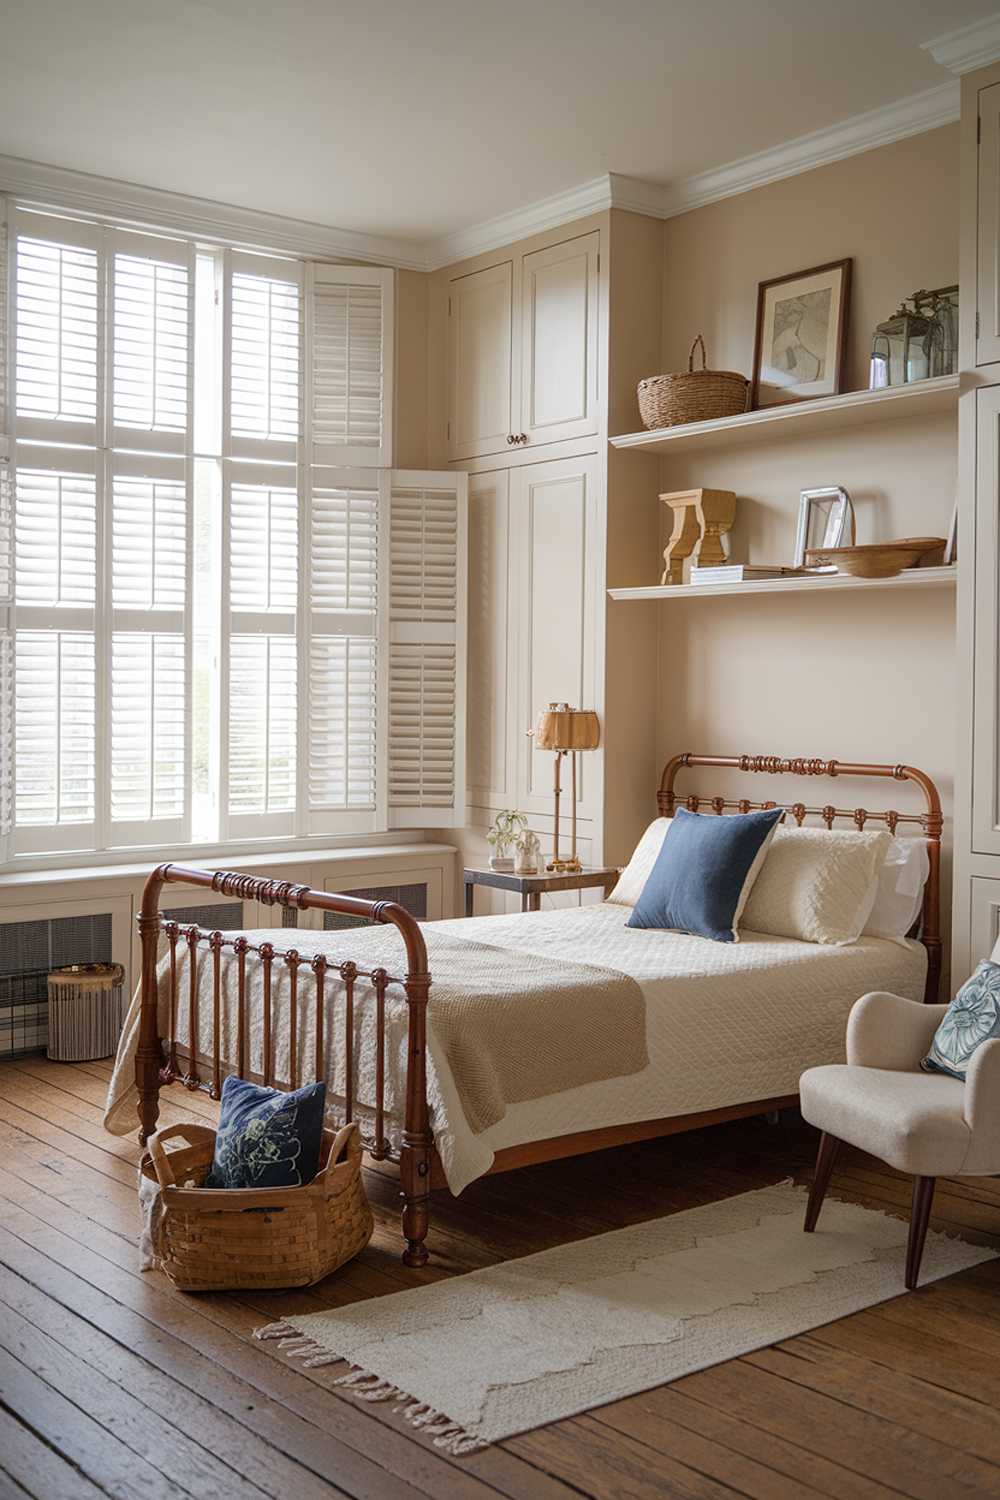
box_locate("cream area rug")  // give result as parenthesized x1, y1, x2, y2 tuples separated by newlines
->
(254, 1181, 995, 1453)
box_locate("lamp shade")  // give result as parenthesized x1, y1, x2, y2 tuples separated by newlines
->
(535, 704, 600, 752)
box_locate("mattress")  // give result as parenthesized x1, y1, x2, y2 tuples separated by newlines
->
(105, 902, 926, 1194)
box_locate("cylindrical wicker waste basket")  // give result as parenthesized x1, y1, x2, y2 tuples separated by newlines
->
(46, 962, 126, 1062)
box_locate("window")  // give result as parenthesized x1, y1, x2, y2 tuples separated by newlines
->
(0, 203, 465, 864)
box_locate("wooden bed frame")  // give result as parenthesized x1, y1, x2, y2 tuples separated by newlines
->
(135, 752, 943, 1265)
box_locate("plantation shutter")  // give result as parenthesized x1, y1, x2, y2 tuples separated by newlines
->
(109, 229, 194, 453)
(306, 264, 393, 468)
(108, 453, 190, 845)
(12, 451, 99, 853)
(303, 468, 379, 835)
(383, 470, 467, 829)
(0, 200, 12, 864)
(220, 466, 299, 840)
(223, 250, 301, 463)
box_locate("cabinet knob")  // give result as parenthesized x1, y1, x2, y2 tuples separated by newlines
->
(518, 432, 528, 444)
(506, 434, 515, 445)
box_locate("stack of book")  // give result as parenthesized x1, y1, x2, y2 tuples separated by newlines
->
(689, 564, 804, 585)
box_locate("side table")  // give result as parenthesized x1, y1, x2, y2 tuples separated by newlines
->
(463, 865, 620, 916)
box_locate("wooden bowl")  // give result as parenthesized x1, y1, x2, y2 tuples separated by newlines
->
(804, 537, 947, 579)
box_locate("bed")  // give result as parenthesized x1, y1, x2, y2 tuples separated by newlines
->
(105, 753, 943, 1265)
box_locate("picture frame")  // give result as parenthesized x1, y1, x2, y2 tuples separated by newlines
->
(751, 258, 852, 410)
(794, 486, 855, 569)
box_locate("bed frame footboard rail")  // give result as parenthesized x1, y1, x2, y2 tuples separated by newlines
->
(135, 862, 434, 1266)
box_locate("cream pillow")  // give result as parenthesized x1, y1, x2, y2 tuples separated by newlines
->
(605, 817, 671, 905)
(741, 826, 891, 945)
(863, 836, 929, 943)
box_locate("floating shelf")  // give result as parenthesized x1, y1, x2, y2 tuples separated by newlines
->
(609, 374, 959, 457)
(608, 566, 957, 603)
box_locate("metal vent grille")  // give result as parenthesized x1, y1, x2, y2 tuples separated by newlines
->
(0, 912, 113, 1057)
(322, 883, 428, 932)
(161, 902, 244, 931)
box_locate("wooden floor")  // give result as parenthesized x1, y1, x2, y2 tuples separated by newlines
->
(3, 1062, 1000, 1500)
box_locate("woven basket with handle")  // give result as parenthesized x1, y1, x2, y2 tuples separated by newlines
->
(637, 335, 749, 430)
(141, 1120, 374, 1291)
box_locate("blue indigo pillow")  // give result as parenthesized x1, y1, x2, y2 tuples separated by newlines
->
(922, 961, 1000, 1080)
(205, 1076, 327, 1190)
(626, 806, 784, 943)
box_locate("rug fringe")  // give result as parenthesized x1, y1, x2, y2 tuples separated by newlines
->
(253, 1323, 488, 1451)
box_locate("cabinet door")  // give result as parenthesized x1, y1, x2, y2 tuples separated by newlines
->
(467, 470, 515, 813)
(447, 261, 514, 460)
(511, 454, 600, 827)
(970, 876, 1000, 968)
(973, 386, 1000, 853)
(979, 83, 1000, 367)
(518, 232, 599, 448)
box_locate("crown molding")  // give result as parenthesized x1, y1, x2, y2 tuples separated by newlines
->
(657, 81, 960, 217)
(0, 153, 428, 271)
(922, 16, 1000, 75)
(422, 176, 615, 270)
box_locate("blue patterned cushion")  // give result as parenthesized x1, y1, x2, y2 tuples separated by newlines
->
(204, 1076, 326, 1189)
(626, 806, 784, 943)
(922, 961, 1000, 1081)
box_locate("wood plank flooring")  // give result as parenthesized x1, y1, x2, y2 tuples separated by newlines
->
(3, 1056, 1000, 1499)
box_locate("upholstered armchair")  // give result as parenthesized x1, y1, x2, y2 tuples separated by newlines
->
(799, 989, 1000, 1289)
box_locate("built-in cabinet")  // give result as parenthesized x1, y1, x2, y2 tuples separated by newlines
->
(467, 454, 601, 828)
(955, 60, 1000, 975)
(447, 230, 600, 461)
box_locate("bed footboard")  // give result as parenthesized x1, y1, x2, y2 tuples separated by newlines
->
(135, 862, 434, 1266)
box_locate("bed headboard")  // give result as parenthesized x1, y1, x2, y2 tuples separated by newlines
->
(658, 754, 943, 1003)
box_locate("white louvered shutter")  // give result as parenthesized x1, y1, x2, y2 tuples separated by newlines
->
(384, 470, 467, 829)
(223, 251, 301, 464)
(221, 467, 298, 839)
(13, 211, 101, 449)
(303, 468, 378, 835)
(110, 229, 194, 453)
(108, 454, 190, 844)
(12, 452, 99, 853)
(306, 264, 393, 468)
(0, 200, 12, 864)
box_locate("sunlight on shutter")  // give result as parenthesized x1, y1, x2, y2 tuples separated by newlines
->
(230, 271, 299, 444)
(111, 633, 186, 822)
(15, 468, 97, 608)
(15, 631, 95, 826)
(15, 237, 98, 425)
(228, 635, 297, 815)
(112, 252, 189, 434)
(230, 481, 297, 611)
(112, 474, 186, 609)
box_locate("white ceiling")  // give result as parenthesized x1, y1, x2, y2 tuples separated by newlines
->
(0, 0, 997, 247)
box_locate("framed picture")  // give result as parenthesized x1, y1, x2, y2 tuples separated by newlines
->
(794, 487, 855, 569)
(752, 258, 852, 409)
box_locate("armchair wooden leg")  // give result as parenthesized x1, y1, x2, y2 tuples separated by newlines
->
(905, 1176, 936, 1291)
(804, 1131, 841, 1232)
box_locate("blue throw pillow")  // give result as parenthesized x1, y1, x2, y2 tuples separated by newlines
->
(922, 961, 1000, 1080)
(204, 1075, 327, 1190)
(626, 806, 784, 943)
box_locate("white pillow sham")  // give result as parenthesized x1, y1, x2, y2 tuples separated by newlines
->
(605, 817, 671, 905)
(741, 825, 891, 946)
(863, 835, 929, 942)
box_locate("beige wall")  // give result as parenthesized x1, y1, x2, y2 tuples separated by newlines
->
(660, 125, 959, 397)
(652, 125, 959, 972)
(394, 269, 430, 468)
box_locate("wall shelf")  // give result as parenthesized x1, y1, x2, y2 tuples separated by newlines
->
(608, 375, 959, 457)
(608, 565, 957, 603)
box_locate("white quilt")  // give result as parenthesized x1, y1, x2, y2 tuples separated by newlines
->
(105, 903, 926, 1194)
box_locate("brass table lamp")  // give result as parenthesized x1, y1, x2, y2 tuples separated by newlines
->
(533, 704, 600, 872)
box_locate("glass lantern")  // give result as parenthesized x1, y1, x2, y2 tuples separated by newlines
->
(869, 302, 931, 389)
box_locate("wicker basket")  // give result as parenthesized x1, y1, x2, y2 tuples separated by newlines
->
(637, 335, 749, 430)
(141, 1120, 374, 1291)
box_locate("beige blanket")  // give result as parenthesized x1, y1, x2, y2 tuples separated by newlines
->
(104, 924, 648, 1140)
